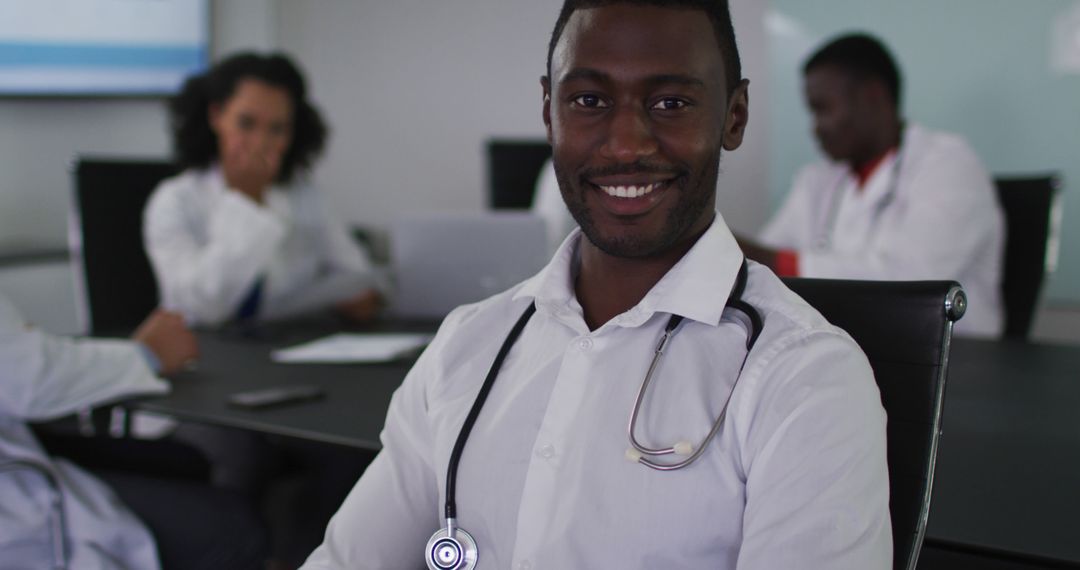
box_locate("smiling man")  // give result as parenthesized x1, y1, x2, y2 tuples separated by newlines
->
(302, 3, 890, 569)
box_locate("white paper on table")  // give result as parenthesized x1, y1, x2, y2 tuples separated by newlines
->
(271, 333, 433, 364)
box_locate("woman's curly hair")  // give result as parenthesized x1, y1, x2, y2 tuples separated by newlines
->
(169, 52, 327, 184)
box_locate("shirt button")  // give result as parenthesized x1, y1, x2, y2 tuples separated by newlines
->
(537, 444, 555, 459)
(518, 560, 532, 570)
(578, 337, 593, 351)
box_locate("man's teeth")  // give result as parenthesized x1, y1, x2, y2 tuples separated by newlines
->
(600, 183, 657, 198)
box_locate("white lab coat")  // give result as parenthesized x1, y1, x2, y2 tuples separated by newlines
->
(303, 217, 891, 569)
(143, 166, 378, 327)
(760, 124, 1004, 337)
(0, 292, 165, 570)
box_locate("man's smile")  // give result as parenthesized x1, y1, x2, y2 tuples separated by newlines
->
(582, 174, 680, 217)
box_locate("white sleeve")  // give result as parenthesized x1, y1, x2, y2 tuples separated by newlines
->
(0, 293, 168, 422)
(143, 179, 288, 326)
(261, 193, 382, 321)
(758, 167, 817, 250)
(735, 330, 891, 569)
(301, 318, 454, 570)
(799, 144, 998, 281)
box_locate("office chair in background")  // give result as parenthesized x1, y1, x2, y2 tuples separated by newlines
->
(782, 278, 965, 570)
(993, 174, 1063, 340)
(36, 157, 211, 479)
(69, 157, 177, 335)
(486, 138, 552, 210)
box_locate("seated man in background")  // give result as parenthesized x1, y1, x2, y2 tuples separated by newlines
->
(0, 292, 266, 569)
(738, 33, 1004, 337)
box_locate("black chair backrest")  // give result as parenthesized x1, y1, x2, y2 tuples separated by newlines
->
(71, 158, 177, 335)
(486, 139, 552, 210)
(994, 174, 1061, 339)
(782, 278, 964, 570)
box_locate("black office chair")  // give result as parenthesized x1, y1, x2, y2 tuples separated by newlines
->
(782, 278, 965, 570)
(993, 174, 1063, 339)
(36, 158, 211, 479)
(486, 138, 552, 209)
(70, 157, 178, 335)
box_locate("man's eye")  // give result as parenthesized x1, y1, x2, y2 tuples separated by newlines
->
(651, 97, 688, 111)
(572, 94, 607, 108)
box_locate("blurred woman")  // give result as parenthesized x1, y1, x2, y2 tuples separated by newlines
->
(145, 52, 380, 327)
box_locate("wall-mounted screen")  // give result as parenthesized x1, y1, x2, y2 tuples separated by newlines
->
(0, 0, 209, 97)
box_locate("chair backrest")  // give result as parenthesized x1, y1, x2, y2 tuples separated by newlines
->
(70, 158, 177, 335)
(486, 138, 552, 210)
(781, 278, 965, 570)
(993, 174, 1062, 339)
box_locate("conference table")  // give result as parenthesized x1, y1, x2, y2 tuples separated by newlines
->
(132, 321, 1080, 567)
(924, 338, 1080, 567)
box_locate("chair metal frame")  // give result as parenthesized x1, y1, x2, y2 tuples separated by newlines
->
(782, 278, 966, 570)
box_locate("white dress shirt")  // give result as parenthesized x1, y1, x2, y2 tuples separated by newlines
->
(303, 215, 891, 570)
(0, 292, 166, 570)
(143, 166, 378, 327)
(759, 123, 1004, 337)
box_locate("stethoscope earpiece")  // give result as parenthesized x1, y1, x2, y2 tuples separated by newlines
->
(426, 524, 478, 570)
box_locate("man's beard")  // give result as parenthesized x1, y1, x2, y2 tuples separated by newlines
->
(554, 153, 720, 259)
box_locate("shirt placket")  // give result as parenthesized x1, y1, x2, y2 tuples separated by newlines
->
(507, 328, 600, 570)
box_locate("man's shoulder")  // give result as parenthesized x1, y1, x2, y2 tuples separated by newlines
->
(792, 160, 846, 193)
(906, 124, 983, 166)
(430, 283, 534, 344)
(741, 263, 868, 369)
(735, 265, 879, 428)
(148, 167, 212, 208)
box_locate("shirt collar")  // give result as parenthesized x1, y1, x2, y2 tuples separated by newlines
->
(514, 211, 744, 328)
(853, 147, 897, 188)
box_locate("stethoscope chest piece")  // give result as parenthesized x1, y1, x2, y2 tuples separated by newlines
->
(425, 525, 478, 570)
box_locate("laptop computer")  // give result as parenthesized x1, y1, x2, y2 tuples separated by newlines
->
(388, 211, 550, 320)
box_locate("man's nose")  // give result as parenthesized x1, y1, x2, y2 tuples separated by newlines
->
(600, 106, 659, 163)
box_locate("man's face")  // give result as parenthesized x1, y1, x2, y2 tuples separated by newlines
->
(803, 65, 868, 163)
(543, 5, 747, 259)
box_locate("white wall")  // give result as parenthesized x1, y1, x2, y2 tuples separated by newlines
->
(0, 0, 275, 332)
(0, 0, 275, 253)
(276, 0, 771, 237)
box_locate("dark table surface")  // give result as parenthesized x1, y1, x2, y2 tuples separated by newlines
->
(925, 338, 1080, 564)
(133, 329, 1080, 564)
(133, 319, 434, 449)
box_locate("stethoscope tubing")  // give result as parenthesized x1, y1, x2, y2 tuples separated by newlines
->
(429, 259, 761, 568)
(443, 302, 536, 521)
(626, 262, 762, 471)
(817, 145, 905, 250)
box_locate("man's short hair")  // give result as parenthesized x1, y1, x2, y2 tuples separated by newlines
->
(803, 33, 902, 108)
(546, 0, 743, 96)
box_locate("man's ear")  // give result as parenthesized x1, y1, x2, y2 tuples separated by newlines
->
(541, 76, 553, 145)
(722, 79, 750, 151)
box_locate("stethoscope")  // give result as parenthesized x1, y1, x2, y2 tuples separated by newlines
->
(816, 144, 905, 250)
(425, 260, 763, 570)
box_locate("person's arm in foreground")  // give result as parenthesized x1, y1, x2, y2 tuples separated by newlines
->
(301, 314, 455, 569)
(0, 295, 197, 421)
